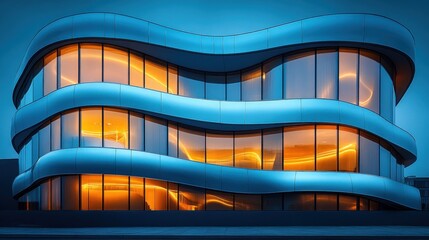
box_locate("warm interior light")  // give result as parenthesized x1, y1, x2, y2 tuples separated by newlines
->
(339, 73, 373, 106)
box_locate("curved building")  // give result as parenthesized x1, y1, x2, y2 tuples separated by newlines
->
(12, 13, 421, 211)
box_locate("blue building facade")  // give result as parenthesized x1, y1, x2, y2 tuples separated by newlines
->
(11, 13, 421, 211)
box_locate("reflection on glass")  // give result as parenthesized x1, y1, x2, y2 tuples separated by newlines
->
(263, 57, 282, 100)
(263, 194, 283, 210)
(168, 183, 178, 210)
(317, 49, 338, 99)
(44, 50, 57, 95)
(104, 46, 128, 85)
(145, 179, 167, 210)
(316, 125, 337, 171)
(359, 131, 380, 176)
(59, 44, 78, 87)
(130, 177, 144, 210)
(61, 110, 79, 149)
(380, 62, 394, 121)
(263, 128, 283, 170)
(380, 144, 391, 178)
(359, 50, 380, 113)
(370, 200, 379, 211)
(179, 69, 204, 98)
(39, 124, 50, 158)
(235, 194, 261, 210)
(145, 57, 167, 92)
(168, 123, 178, 158)
(62, 175, 79, 210)
(168, 65, 178, 94)
(206, 191, 233, 210)
(226, 73, 240, 101)
(241, 66, 261, 101)
(235, 131, 261, 169)
(40, 180, 51, 210)
(206, 74, 226, 100)
(284, 193, 315, 211)
(179, 185, 205, 211)
(284, 126, 315, 171)
(51, 177, 61, 210)
(130, 53, 143, 87)
(285, 51, 315, 99)
(33, 64, 44, 101)
(80, 108, 102, 147)
(178, 127, 205, 163)
(339, 48, 358, 104)
(80, 44, 102, 83)
(316, 193, 337, 211)
(104, 108, 128, 148)
(339, 195, 357, 211)
(359, 197, 369, 211)
(51, 117, 61, 151)
(339, 126, 358, 172)
(130, 113, 144, 151)
(206, 132, 233, 166)
(81, 175, 102, 210)
(104, 175, 129, 210)
(145, 116, 167, 155)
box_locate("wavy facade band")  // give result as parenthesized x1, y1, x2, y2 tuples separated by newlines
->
(12, 13, 421, 211)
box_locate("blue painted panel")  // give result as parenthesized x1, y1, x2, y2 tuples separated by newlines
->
(148, 23, 166, 46)
(115, 15, 149, 42)
(73, 13, 105, 38)
(235, 30, 267, 53)
(267, 21, 302, 49)
(74, 83, 120, 107)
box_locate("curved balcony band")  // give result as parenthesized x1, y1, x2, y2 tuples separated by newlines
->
(13, 13, 415, 107)
(12, 148, 421, 210)
(11, 83, 417, 166)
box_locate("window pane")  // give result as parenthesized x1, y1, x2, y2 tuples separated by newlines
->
(284, 126, 315, 171)
(130, 113, 144, 151)
(130, 53, 143, 87)
(178, 127, 205, 163)
(235, 131, 261, 169)
(59, 44, 78, 88)
(359, 132, 380, 175)
(359, 197, 369, 211)
(339, 195, 357, 211)
(241, 66, 261, 101)
(145, 179, 167, 210)
(226, 73, 240, 101)
(380, 144, 391, 178)
(81, 174, 102, 210)
(380, 64, 394, 121)
(178, 185, 205, 211)
(32, 134, 39, 166)
(339, 126, 358, 172)
(263, 194, 283, 211)
(359, 50, 380, 113)
(145, 57, 167, 92)
(62, 175, 79, 210)
(234, 194, 261, 210)
(39, 123, 51, 157)
(104, 175, 129, 210)
(168, 123, 178, 158)
(44, 50, 57, 95)
(80, 108, 102, 147)
(40, 180, 51, 210)
(61, 110, 79, 149)
(168, 65, 178, 94)
(317, 49, 338, 99)
(51, 177, 61, 210)
(391, 154, 397, 181)
(263, 57, 282, 100)
(284, 193, 315, 211)
(206, 191, 233, 210)
(168, 183, 178, 210)
(144, 116, 167, 155)
(316, 125, 337, 171)
(339, 48, 358, 104)
(104, 108, 128, 149)
(206, 132, 233, 167)
(263, 128, 282, 170)
(316, 193, 337, 211)
(33, 63, 44, 100)
(104, 46, 128, 85)
(206, 74, 226, 100)
(130, 177, 144, 210)
(80, 44, 102, 83)
(51, 116, 61, 151)
(179, 69, 204, 98)
(284, 51, 315, 99)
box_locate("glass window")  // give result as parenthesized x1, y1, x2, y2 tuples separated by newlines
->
(31, 133, 39, 166)
(179, 69, 205, 98)
(168, 123, 178, 158)
(263, 194, 283, 211)
(130, 177, 144, 210)
(104, 46, 128, 85)
(104, 108, 128, 149)
(168, 65, 178, 94)
(339, 195, 357, 211)
(206, 132, 233, 167)
(284, 126, 315, 171)
(39, 123, 51, 157)
(359, 50, 380, 113)
(144, 116, 167, 155)
(370, 200, 379, 211)
(317, 49, 338, 99)
(33, 63, 44, 101)
(263, 128, 283, 170)
(51, 116, 61, 151)
(235, 194, 261, 210)
(206, 74, 226, 100)
(130, 53, 143, 87)
(339, 48, 358, 104)
(59, 44, 78, 88)
(178, 127, 205, 163)
(44, 50, 57, 95)
(284, 193, 315, 211)
(339, 126, 358, 172)
(178, 185, 205, 211)
(359, 132, 380, 175)
(380, 63, 394, 121)
(235, 131, 262, 169)
(168, 183, 178, 210)
(130, 113, 144, 151)
(316, 193, 337, 211)
(62, 175, 79, 210)
(145, 57, 167, 92)
(80, 108, 102, 147)
(241, 66, 261, 101)
(81, 174, 102, 210)
(226, 73, 240, 101)
(40, 180, 51, 210)
(145, 179, 167, 210)
(263, 57, 282, 100)
(80, 44, 102, 83)
(206, 191, 233, 210)
(104, 175, 129, 210)
(25, 140, 32, 171)
(316, 125, 337, 171)
(284, 51, 315, 99)
(51, 177, 61, 210)
(359, 197, 369, 211)
(380, 143, 391, 178)
(391, 154, 397, 181)
(61, 110, 79, 149)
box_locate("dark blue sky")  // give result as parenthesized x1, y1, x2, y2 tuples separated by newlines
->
(0, 0, 428, 176)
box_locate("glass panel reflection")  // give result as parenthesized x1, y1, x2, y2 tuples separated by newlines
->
(104, 175, 129, 210)
(103, 108, 128, 148)
(284, 193, 315, 211)
(206, 191, 233, 210)
(206, 74, 226, 100)
(284, 51, 315, 99)
(339, 195, 357, 211)
(130, 53, 143, 87)
(104, 46, 128, 85)
(226, 73, 240, 101)
(359, 50, 380, 113)
(316, 125, 337, 171)
(168, 183, 178, 210)
(235, 194, 261, 210)
(62, 175, 79, 210)
(168, 65, 178, 94)
(179, 69, 205, 98)
(284, 126, 315, 171)
(339, 126, 358, 172)
(206, 132, 233, 166)
(145, 57, 167, 92)
(179, 185, 205, 211)
(61, 110, 79, 149)
(44, 50, 57, 95)
(263, 57, 282, 100)
(130, 113, 144, 151)
(144, 116, 167, 155)
(178, 127, 205, 163)
(80, 108, 102, 147)
(80, 44, 102, 83)
(81, 175, 102, 210)
(339, 48, 358, 104)
(235, 131, 262, 169)
(168, 123, 178, 158)
(51, 117, 61, 151)
(59, 44, 78, 87)
(145, 179, 167, 210)
(263, 128, 283, 170)
(360, 131, 380, 175)
(241, 66, 261, 101)
(316, 49, 338, 99)
(130, 177, 144, 210)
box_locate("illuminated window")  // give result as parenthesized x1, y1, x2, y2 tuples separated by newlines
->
(178, 127, 205, 163)
(206, 132, 233, 167)
(263, 128, 283, 170)
(44, 50, 57, 95)
(145, 179, 167, 210)
(61, 110, 79, 149)
(51, 117, 61, 151)
(39, 123, 50, 158)
(206, 191, 233, 211)
(168, 123, 178, 158)
(168, 183, 178, 210)
(130, 113, 144, 151)
(284, 51, 315, 99)
(359, 50, 380, 113)
(104, 46, 128, 85)
(284, 126, 315, 171)
(179, 69, 204, 98)
(241, 66, 261, 101)
(104, 175, 129, 210)
(178, 185, 205, 211)
(316, 125, 337, 171)
(130, 177, 144, 210)
(168, 65, 178, 94)
(316, 49, 338, 99)
(103, 108, 128, 149)
(235, 131, 262, 169)
(234, 194, 261, 210)
(145, 57, 167, 92)
(81, 174, 102, 210)
(62, 175, 79, 210)
(339, 126, 358, 172)
(339, 48, 358, 104)
(80, 44, 102, 83)
(51, 177, 61, 210)
(262, 57, 282, 100)
(59, 44, 78, 88)
(130, 53, 143, 87)
(339, 195, 357, 211)
(284, 193, 315, 211)
(80, 108, 102, 147)
(316, 193, 337, 211)
(359, 197, 369, 211)
(40, 180, 51, 210)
